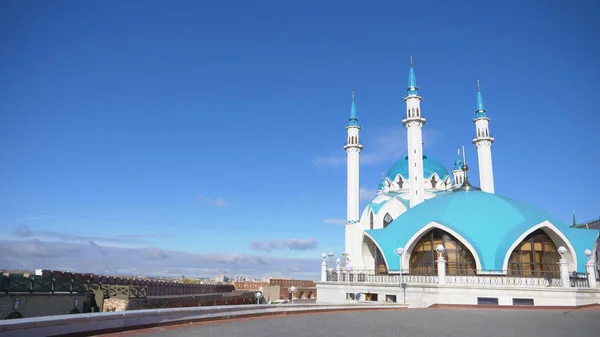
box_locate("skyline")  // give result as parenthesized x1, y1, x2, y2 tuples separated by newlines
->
(1, 0, 599, 279)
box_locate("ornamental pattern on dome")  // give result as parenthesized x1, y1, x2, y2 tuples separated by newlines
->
(385, 155, 450, 182)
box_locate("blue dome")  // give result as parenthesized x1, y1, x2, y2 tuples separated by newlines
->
(365, 191, 596, 272)
(386, 155, 450, 181)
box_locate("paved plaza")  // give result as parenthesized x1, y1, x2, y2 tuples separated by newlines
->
(104, 307, 600, 337)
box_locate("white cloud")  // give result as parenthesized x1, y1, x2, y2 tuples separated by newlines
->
(0, 239, 319, 279)
(251, 238, 319, 252)
(199, 194, 227, 207)
(12, 225, 157, 245)
(360, 187, 378, 200)
(313, 126, 441, 168)
(322, 218, 346, 225)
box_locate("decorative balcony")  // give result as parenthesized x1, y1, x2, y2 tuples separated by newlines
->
(325, 270, 594, 289)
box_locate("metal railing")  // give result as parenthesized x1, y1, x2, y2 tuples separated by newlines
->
(327, 270, 438, 285)
(326, 269, 593, 288)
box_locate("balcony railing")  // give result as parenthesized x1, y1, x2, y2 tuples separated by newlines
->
(326, 270, 593, 288)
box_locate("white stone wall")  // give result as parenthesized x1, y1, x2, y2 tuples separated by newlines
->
(473, 117, 495, 193)
(316, 282, 600, 308)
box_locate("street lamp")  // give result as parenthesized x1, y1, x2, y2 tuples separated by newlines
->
(289, 286, 297, 304)
(558, 246, 567, 256)
(255, 291, 263, 304)
(394, 247, 406, 303)
(394, 247, 404, 273)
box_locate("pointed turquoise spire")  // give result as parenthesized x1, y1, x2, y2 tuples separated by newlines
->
(348, 90, 358, 126)
(475, 80, 487, 118)
(407, 54, 419, 96)
(453, 148, 463, 170)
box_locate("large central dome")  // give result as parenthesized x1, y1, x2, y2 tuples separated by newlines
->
(386, 154, 450, 181)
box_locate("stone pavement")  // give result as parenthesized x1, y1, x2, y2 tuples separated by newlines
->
(102, 308, 600, 337)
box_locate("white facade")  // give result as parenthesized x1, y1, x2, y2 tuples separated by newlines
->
(344, 92, 363, 267)
(473, 116, 495, 194)
(327, 62, 600, 308)
(317, 281, 600, 308)
(402, 94, 426, 208)
(344, 125, 361, 223)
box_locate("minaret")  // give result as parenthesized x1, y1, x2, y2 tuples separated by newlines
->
(472, 80, 495, 193)
(402, 55, 426, 208)
(452, 148, 465, 187)
(344, 90, 362, 224)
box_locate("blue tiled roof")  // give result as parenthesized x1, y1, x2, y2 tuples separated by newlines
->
(366, 194, 410, 215)
(454, 154, 463, 170)
(386, 155, 450, 181)
(366, 190, 597, 272)
(475, 87, 487, 118)
(407, 67, 418, 95)
(348, 100, 358, 126)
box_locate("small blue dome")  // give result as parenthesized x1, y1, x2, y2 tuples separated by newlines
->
(386, 155, 450, 181)
(454, 154, 463, 170)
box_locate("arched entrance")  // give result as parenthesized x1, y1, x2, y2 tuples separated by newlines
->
(507, 229, 560, 277)
(409, 228, 476, 275)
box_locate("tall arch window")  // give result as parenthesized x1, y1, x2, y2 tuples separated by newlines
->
(409, 228, 476, 275)
(508, 229, 560, 278)
(383, 213, 393, 228)
(369, 211, 374, 230)
(431, 175, 438, 189)
(397, 177, 403, 189)
(374, 246, 387, 274)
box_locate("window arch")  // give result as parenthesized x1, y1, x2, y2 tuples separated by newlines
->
(507, 229, 560, 277)
(383, 213, 393, 228)
(374, 246, 387, 274)
(397, 177, 403, 189)
(369, 211, 374, 230)
(409, 228, 476, 275)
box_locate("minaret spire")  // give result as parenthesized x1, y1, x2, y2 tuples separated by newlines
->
(476, 79, 486, 117)
(407, 54, 418, 95)
(349, 90, 358, 126)
(402, 55, 426, 207)
(451, 147, 464, 188)
(344, 90, 363, 267)
(472, 79, 495, 194)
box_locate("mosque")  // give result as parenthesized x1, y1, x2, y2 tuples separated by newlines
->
(316, 58, 600, 307)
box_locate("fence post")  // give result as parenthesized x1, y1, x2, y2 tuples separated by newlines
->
(584, 249, 597, 288)
(436, 245, 446, 285)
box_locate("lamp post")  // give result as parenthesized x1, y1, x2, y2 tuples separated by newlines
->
(584, 249, 597, 288)
(558, 246, 570, 288)
(321, 253, 327, 282)
(394, 247, 405, 303)
(345, 264, 353, 301)
(394, 247, 405, 274)
(342, 252, 350, 267)
(436, 244, 446, 284)
(255, 291, 263, 304)
(289, 286, 297, 304)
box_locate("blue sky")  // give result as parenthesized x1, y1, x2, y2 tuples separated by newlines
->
(1, 0, 599, 279)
